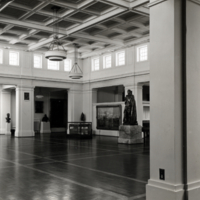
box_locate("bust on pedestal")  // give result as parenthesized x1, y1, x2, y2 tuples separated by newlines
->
(118, 90, 143, 144)
(40, 114, 51, 134)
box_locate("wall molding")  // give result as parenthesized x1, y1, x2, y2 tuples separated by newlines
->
(83, 70, 150, 85)
(148, 0, 168, 7)
(148, 179, 184, 191)
(189, 0, 200, 6)
(0, 73, 82, 86)
(0, 70, 150, 88)
(187, 180, 200, 190)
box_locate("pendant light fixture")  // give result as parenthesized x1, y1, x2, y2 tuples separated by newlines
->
(69, 44, 83, 79)
(45, 6, 67, 61)
(36, 87, 43, 99)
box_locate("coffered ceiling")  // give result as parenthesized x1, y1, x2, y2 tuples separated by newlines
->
(0, 0, 149, 58)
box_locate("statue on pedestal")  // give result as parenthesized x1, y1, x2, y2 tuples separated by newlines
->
(123, 89, 138, 125)
(119, 89, 142, 144)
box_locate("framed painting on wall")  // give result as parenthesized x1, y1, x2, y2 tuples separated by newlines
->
(96, 105, 122, 130)
(24, 92, 29, 101)
(35, 101, 43, 113)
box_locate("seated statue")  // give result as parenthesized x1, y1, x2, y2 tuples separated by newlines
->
(123, 89, 138, 125)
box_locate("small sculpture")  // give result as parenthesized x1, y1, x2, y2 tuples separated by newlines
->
(42, 114, 49, 122)
(5, 113, 11, 123)
(80, 112, 86, 122)
(123, 89, 138, 125)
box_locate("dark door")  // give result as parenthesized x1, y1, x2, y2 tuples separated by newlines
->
(50, 99, 67, 128)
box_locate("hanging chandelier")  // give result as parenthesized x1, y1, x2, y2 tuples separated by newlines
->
(69, 44, 83, 79)
(45, 6, 67, 61)
(36, 87, 43, 99)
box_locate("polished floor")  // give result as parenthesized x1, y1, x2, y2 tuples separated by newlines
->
(0, 133, 149, 200)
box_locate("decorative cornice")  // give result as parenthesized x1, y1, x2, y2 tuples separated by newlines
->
(0, 70, 150, 87)
(148, 0, 168, 7)
(0, 73, 82, 85)
(82, 70, 150, 85)
(189, 0, 200, 6)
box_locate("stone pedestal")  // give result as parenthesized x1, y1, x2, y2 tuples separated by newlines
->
(40, 122, 51, 134)
(118, 125, 143, 144)
(6, 123, 11, 135)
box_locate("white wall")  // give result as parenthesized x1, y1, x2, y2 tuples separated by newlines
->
(0, 43, 150, 137)
(81, 45, 150, 136)
(0, 48, 83, 82)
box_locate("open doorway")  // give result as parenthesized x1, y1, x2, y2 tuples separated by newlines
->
(50, 99, 67, 129)
(34, 87, 68, 133)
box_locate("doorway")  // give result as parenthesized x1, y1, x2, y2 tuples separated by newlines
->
(50, 99, 67, 129)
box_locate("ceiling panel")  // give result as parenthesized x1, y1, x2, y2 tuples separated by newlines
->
(0, 0, 150, 56)
(34, 32, 52, 38)
(57, 0, 86, 4)
(41, 4, 67, 14)
(26, 14, 50, 23)
(9, 26, 29, 32)
(1, 7, 27, 19)
(119, 12, 141, 21)
(54, 21, 75, 29)
(0, 23, 7, 29)
(101, 20, 120, 28)
(12, 0, 41, 9)
(69, 12, 92, 21)
(2, 32, 18, 37)
(85, 2, 113, 13)
(84, 27, 103, 34)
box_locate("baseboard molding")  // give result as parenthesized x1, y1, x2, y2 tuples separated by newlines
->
(15, 130, 34, 137)
(146, 179, 184, 200)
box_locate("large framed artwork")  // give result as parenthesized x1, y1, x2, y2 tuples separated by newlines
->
(96, 105, 122, 130)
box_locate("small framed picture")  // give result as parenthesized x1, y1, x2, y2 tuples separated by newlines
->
(24, 92, 29, 101)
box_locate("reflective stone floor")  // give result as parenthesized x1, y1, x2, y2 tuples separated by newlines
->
(0, 133, 149, 200)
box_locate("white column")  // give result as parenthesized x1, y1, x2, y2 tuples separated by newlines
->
(186, 1, 200, 199)
(15, 86, 34, 137)
(0, 85, 2, 134)
(67, 89, 83, 123)
(82, 88, 97, 122)
(0, 88, 11, 135)
(82, 88, 97, 133)
(146, 0, 184, 199)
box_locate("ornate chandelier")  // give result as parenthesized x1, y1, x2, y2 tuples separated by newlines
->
(45, 6, 67, 61)
(69, 44, 83, 79)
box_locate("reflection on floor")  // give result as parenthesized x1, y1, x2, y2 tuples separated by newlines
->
(0, 133, 149, 200)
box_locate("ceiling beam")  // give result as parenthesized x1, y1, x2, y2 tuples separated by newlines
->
(134, 6, 149, 15)
(0, 24, 14, 35)
(28, 7, 126, 50)
(0, 17, 67, 36)
(81, 35, 149, 58)
(73, 33, 124, 46)
(67, 8, 126, 35)
(111, 28, 127, 34)
(130, 0, 149, 8)
(99, 0, 129, 8)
